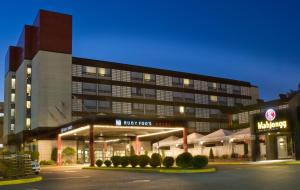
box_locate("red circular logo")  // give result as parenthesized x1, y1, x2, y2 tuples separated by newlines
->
(265, 109, 276, 122)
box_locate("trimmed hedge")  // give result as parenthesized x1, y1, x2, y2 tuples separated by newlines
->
(111, 156, 121, 167)
(176, 152, 193, 168)
(40, 160, 56, 165)
(96, 160, 103, 167)
(120, 156, 130, 167)
(129, 155, 139, 168)
(104, 160, 112, 167)
(163, 157, 174, 168)
(192, 155, 208, 169)
(138, 155, 150, 168)
(149, 153, 162, 168)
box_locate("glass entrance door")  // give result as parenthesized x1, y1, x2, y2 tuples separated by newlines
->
(277, 136, 288, 159)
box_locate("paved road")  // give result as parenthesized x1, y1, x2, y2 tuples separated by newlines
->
(2, 164, 300, 190)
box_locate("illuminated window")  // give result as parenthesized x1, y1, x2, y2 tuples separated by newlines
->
(27, 67, 31, 75)
(84, 66, 96, 74)
(11, 78, 16, 89)
(210, 96, 218, 102)
(212, 82, 217, 89)
(10, 124, 15, 131)
(11, 109, 15, 117)
(179, 106, 185, 114)
(26, 101, 31, 109)
(183, 79, 190, 86)
(26, 118, 31, 127)
(27, 84, 31, 95)
(144, 73, 155, 82)
(98, 68, 106, 76)
(11, 93, 15, 102)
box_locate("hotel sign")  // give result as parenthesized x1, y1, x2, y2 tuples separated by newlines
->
(61, 125, 73, 133)
(115, 119, 152, 127)
(256, 109, 288, 132)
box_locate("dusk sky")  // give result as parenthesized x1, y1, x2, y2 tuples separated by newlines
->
(0, 0, 299, 100)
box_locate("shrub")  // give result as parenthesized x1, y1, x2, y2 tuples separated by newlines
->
(0, 160, 8, 178)
(129, 155, 139, 167)
(111, 156, 121, 167)
(62, 147, 75, 164)
(40, 160, 56, 165)
(221, 154, 229, 159)
(104, 160, 112, 167)
(120, 156, 130, 167)
(149, 153, 162, 168)
(230, 153, 239, 159)
(138, 155, 150, 168)
(209, 148, 214, 160)
(163, 157, 174, 168)
(176, 152, 193, 168)
(192, 155, 208, 169)
(96, 160, 103, 167)
(51, 148, 57, 162)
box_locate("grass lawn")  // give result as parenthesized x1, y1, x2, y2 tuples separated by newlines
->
(208, 161, 250, 165)
(0, 176, 42, 186)
(83, 167, 216, 173)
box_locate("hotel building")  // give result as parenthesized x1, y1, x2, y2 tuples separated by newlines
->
(3, 10, 260, 163)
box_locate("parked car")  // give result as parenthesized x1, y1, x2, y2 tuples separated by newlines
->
(31, 161, 41, 175)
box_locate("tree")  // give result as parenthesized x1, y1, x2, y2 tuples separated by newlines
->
(62, 147, 76, 164)
(209, 148, 214, 160)
(51, 148, 57, 162)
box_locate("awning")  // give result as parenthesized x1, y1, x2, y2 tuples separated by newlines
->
(228, 128, 250, 142)
(198, 129, 233, 144)
(152, 136, 179, 147)
(175, 133, 204, 145)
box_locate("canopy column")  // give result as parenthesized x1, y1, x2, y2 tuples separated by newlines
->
(89, 124, 95, 167)
(57, 135, 62, 166)
(183, 128, 188, 152)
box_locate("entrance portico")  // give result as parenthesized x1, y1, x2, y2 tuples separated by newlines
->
(56, 116, 188, 166)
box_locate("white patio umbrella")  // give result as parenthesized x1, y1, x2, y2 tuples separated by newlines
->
(152, 136, 179, 148)
(198, 129, 233, 144)
(175, 133, 204, 145)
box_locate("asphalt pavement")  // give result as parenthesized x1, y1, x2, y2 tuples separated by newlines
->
(2, 164, 300, 190)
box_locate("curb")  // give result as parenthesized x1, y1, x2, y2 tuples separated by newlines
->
(0, 176, 43, 186)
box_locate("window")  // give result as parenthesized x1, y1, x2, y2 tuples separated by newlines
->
(218, 96, 227, 105)
(98, 100, 111, 112)
(11, 109, 15, 117)
(83, 100, 97, 111)
(83, 66, 96, 75)
(185, 107, 195, 116)
(144, 73, 155, 82)
(131, 72, 143, 82)
(132, 103, 144, 114)
(83, 83, 97, 93)
(27, 67, 31, 75)
(210, 96, 218, 103)
(98, 68, 111, 77)
(26, 101, 31, 109)
(219, 84, 227, 92)
(26, 118, 31, 128)
(145, 104, 156, 114)
(179, 106, 185, 114)
(131, 87, 144, 96)
(172, 77, 183, 86)
(11, 78, 16, 89)
(184, 93, 195, 103)
(10, 124, 15, 131)
(98, 84, 111, 94)
(183, 79, 193, 88)
(26, 84, 31, 95)
(233, 86, 241, 94)
(173, 92, 184, 102)
(144, 88, 156, 98)
(11, 93, 15, 102)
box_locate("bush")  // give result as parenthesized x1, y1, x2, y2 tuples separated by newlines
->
(176, 152, 193, 168)
(163, 157, 174, 168)
(96, 160, 103, 167)
(221, 154, 229, 159)
(111, 156, 121, 167)
(40, 160, 56, 165)
(230, 153, 239, 159)
(138, 155, 150, 168)
(129, 155, 139, 168)
(51, 148, 57, 161)
(24, 151, 40, 161)
(209, 148, 214, 160)
(0, 160, 8, 178)
(104, 160, 112, 167)
(192, 155, 208, 169)
(149, 153, 162, 168)
(62, 147, 75, 164)
(120, 156, 130, 167)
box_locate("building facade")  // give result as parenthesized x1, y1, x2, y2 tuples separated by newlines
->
(3, 10, 259, 161)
